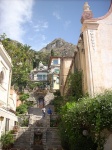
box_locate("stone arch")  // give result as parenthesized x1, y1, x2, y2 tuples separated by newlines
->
(34, 130, 43, 145)
(38, 96, 44, 108)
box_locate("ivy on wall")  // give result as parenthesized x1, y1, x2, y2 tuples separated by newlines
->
(66, 70, 83, 99)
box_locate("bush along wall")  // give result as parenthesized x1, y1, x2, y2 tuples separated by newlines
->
(0, 131, 14, 150)
(59, 91, 112, 150)
(66, 70, 83, 99)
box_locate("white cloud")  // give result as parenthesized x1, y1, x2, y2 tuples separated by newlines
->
(35, 41, 49, 51)
(0, 0, 34, 42)
(28, 34, 48, 51)
(40, 34, 46, 41)
(64, 20, 71, 29)
(53, 11, 61, 20)
(34, 21, 48, 32)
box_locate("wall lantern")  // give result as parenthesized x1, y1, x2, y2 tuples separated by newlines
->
(82, 130, 88, 136)
(0, 116, 4, 121)
(53, 79, 56, 83)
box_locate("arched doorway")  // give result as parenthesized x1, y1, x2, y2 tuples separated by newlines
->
(34, 130, 43, 145)
(38, 96, 44, 108)
(33, 130, 44, 150)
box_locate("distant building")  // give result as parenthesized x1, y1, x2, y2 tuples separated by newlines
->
(0, 42, 18, 138)
(29, 61, 49, 108)
(59, 57, 73, 96)
(30, 61, 48, 82)
(48, 57, 60, 91)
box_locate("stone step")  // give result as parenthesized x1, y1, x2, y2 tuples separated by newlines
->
(13, 127, 31, 149)
(28, 105, 55, 116)
(28, 107, 42, 116)
(32, 145, 44, 150)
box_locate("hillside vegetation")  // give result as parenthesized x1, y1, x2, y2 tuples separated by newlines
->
(0, 33, 76, 90)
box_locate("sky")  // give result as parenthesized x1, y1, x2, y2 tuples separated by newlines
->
(0, 0, 111, 51)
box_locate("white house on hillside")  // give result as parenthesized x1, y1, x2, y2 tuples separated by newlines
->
(30, 61, 48, 82)
(48, 57, 60, 91)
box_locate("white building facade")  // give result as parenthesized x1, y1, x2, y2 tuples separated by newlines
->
(30, 61, 48, 82)
(0, 42, 18, 138)
(48, 57, 60, 91)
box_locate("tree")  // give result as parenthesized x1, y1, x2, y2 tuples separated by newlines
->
(16, 104, 28, 114)
(0, 34, 34, 90)
(0, 33, 7, 40)
(19, 94, 29, 103)
(51, 49, 54, 56)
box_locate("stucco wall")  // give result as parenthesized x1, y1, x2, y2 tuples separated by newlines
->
(9, 89, 17, 111)
(60, 58, 73, 96)
(0, 108, 18, 137)
(0, 57, 11, 104)
(62, 58, 72, 84)
(53, 74, 59, 90)
(0, 42, 18, 138)
(104, 134, 112, 150)
(82, 8, 112, 96)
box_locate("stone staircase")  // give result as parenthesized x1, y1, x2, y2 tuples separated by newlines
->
(12, 103, 62, 150)
(32, 145, 44, 150)
(13, 128, 62, 150)
(46, 127, 62, 149)
(13, 127, 31, 150)
(28, 107, 42, 116)
(12, 119, 62, 150)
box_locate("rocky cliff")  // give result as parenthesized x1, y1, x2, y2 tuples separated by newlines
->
(39, 38, 77, 57)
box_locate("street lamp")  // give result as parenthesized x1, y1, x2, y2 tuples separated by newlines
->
(0, 116, 4, 138)
(82, 129, 88, 136)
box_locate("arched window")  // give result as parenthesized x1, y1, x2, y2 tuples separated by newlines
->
(0, 67, 5, 85)
(0, 70, 4, 84)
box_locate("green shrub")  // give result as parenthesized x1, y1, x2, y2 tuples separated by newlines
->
(16, 103, 28, 115)
(59, 90, 112, 150)
(67, 70, 83, 99)
(21, 118, 29, 127)
(19, 93, 29, 102)
(50, 119, 59, 127)
(54, 90, 61, 96)
(0, 131, 14, 150)
(52, 96, 64, 112)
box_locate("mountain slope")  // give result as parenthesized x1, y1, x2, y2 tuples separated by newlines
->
(39, 38, 77, 57)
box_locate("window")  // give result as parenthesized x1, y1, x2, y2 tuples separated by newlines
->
(54, 69, 60, 74)
(37, 75, 42, 80)
(5, 118, 9, 132)
(0, 71, 4, 84)
(14, 121, 17, 125)
(53, 60, 58, 65)
(43, 75, 47, 80)
(37, 74, 47, 80)
(0, 67, 6, 85)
